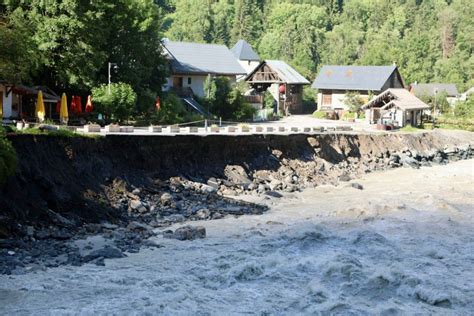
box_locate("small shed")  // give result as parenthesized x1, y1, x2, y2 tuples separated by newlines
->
(245, 60, 310, 115)
(361, 89, 430, 127)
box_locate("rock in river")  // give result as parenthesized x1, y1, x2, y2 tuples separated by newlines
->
(164, 225, 206, 241)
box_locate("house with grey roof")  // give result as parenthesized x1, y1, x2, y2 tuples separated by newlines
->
(245, 60, 310, 115)
(162, 40, 246, 99)
(410, 83, 459, 106)
(312, 65, 405, 112)
(231, 40, 260, 78)
(362, 88, 430, 127)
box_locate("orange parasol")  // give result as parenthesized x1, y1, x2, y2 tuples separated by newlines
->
(85, 95, 93, 113)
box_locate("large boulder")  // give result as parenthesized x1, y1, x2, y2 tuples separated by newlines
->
(224, 165, 251, 185)
(164, 225, 206, 241)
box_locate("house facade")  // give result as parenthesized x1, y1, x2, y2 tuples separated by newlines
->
(245, 60, 310, 115)
(231, 39, 261, 79)
(312, 65, 405, 112)
(410, 83, 459, 106)
(162, 40, 246, 98)
(362, 88, 430, 127)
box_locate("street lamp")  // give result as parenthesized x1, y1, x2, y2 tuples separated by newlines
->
(108, 62, 118, 94)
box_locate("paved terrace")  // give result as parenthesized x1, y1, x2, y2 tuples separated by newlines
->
(72, 115, 380, 136)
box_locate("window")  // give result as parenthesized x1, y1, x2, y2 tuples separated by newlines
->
(322, 93, 332, 105)
(187, 77, 192, 85)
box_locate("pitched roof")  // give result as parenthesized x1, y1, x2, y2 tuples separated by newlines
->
(411, 83, 459, 97)
(312, 65, 401, 91)
(231, 40, 260, 61)
(246, 60, 310, 85)
(163, 40, 246, 75)
(362, 89, 430, 111)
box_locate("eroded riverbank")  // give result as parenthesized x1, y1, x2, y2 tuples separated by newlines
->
(1, 159, 473, 314)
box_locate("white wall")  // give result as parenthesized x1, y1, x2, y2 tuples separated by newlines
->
(0, 84, 13, 118)
(166, 75, 238, 98)
(317, 91, 370, 111)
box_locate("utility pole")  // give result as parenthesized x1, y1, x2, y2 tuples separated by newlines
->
(108, 62, 118, 94)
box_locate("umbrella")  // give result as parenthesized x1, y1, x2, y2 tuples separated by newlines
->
(36, 91, 46, 122)
(85, 95, 93, 113)
(70, 96, 77, 113)
(76, 96, 82, 113)
(155, 96, 161, 111)
(60, 93, 68, 124)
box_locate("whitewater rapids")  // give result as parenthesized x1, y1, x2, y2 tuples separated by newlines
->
(1, 160, 473, 315)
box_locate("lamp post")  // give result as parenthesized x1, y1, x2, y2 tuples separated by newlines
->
(108, 62, 118, 94)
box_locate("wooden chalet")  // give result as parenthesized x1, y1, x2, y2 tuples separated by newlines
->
(245, 60, 309, 115)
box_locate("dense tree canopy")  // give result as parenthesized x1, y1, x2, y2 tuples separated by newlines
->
(161, 0, 473, 91)
(1, 0, 473, 109)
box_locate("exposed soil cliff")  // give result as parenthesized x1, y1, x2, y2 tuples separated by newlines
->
(0, 130, 472, 239)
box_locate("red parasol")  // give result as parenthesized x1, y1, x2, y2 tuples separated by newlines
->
(85, 95, 93, 113)
(76, 96, 82, 113)
(56, 101, 61, 114)
(70, 96, 77, 113)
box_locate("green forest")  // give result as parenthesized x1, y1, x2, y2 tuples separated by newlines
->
(1, 0, 473, 111)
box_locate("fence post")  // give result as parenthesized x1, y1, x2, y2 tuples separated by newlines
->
(219, 117, 222, 127)
(205, 119, 208, 133)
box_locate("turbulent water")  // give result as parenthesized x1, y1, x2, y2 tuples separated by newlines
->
(1, 160, 473, 315)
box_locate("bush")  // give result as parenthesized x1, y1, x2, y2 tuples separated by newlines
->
(205, 76, 256, 120)
(91, 82, 137, 122)
(313, 110, 327, 119)
(342, 112, 356, 120)
(454, 98, 474, 118)
(264, 90, 276, 109)
(343, 92, 365, 113)
(0, 128, 17, 186)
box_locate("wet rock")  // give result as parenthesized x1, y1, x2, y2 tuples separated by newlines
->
(165, 225, 206, 241)
(224, 165, 251, 185)
(160, 193, 173, 206)
(165, 214, 186, 223)
(207, 177, 220, 190)
(265, 191, 283, 198)
(83, 246, 126, 262)
(201, 184, 217, 194)
(350, 183, 364, 190)
(339, 173, 351, 182)
(195, 208, 211, 220)
(126, 221, 154, 234)
(130, 200, 147, 213)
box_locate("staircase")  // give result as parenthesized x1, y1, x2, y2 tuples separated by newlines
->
(182, 97, 211, 117)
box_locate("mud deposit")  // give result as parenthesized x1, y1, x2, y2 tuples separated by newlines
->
(1, 159, 473, 314)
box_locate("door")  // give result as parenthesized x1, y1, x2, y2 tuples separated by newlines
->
(322, 92, 332, 108)
(173, 77, 183, 88)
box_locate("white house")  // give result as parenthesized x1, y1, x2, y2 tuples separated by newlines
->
(230, 39, 261, 80)
(1, 82, 60, 120)
(161, 40, 246, 99)
(311, 65, 405, 113)
(410, 83, 459, 106)
(0, 82, 20, 119)
(362, 88, 430, 127)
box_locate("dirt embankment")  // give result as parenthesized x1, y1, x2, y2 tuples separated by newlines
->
(0, 130, 472, 238)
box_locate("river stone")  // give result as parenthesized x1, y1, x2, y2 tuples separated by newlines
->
(83, 246, 125, 261)
(166, 225, 206, 241)
(224, 165, 251, 185)
(350, 183, 364, 190)
(201, 184, 217, 194)
(195, 208, 211, 220)
(130, 200, 147, 213)
(159, 193, 173, 206)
